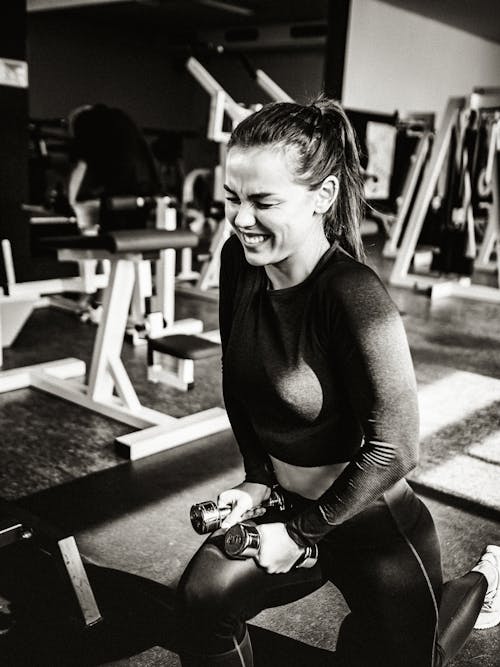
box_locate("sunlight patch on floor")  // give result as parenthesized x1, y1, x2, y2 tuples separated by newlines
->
(418, 370, 500, 439)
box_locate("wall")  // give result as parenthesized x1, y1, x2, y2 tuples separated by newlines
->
(27, 12, 326, 172)
(28, 4, 500, 135)
(27, 13, 193, 129)
(343, 0, 500, 123)
(199, 49, 325, 107)
(0, 1, 30, 282)
(28, 14, 325, 126)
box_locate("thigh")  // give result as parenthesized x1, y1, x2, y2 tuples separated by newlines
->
(324, 490, 442, 667)
(177, 526, 326, 627)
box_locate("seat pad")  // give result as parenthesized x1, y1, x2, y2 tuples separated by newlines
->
(149, 334, 221, 360)
(42, 228, 198, 253)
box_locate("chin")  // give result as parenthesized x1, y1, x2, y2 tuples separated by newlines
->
(242, 249, 269, 266)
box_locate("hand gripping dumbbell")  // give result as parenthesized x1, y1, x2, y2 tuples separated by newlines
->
(224, 522, 319, 569)
(190, 489, 286, 535)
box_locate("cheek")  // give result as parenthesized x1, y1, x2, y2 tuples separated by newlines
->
(224, 204, 236, 224)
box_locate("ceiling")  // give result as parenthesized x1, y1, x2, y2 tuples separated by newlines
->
(27, 0, 500, 45)
(27, 0, 328, 30)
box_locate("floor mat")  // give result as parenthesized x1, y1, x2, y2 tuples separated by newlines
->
(2, 427, 499, 667)
(409, 363, 500, 515)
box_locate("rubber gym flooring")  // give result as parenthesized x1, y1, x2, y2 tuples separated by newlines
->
(0, 232, 499, 665)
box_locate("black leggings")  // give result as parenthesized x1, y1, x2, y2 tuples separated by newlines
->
(176, 480, 486, 666)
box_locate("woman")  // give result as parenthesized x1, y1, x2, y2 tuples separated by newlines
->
(175, 97, 500, 666)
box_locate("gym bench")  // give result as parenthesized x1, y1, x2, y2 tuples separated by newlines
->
(148, 333, 221, 392)
(0, 498, 102, 629)
(0, 228, 230, 460)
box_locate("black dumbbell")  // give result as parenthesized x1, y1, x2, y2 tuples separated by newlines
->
(224, 522, 318, 569)
(190, 489, 286, 535)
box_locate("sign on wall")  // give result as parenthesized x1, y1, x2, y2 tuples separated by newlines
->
(0, 58, 28, 89)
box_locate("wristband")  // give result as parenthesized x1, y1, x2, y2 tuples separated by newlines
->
(293, 544, 319, 569)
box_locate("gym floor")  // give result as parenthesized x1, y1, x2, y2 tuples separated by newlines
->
(0, 231, 499, 666)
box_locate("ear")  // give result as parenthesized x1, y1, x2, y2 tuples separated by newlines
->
(314, 175, 339, 215)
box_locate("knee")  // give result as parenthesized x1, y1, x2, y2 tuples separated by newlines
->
(176, 542, 234, 621)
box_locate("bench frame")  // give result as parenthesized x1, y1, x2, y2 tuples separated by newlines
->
(0, 247, 229, 460)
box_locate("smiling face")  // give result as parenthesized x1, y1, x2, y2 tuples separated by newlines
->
(224, 146, 335, 284)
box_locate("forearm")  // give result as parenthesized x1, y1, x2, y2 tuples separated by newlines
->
(285, 441, 417, 547)
(223, 387, 276, 487)
(284, 265, 421, 547)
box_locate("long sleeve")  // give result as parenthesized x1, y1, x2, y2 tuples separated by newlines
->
(286, 263, 419, 547)
(219, 237, 275, 487)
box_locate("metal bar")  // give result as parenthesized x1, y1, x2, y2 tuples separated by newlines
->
(87, 260, 136, 402)
(390, 97, 465, 285)
(383, 130, 432, 257)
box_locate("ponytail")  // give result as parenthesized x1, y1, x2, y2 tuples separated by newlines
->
(228, 95, 366, 262)
(310, 96, 365, 261)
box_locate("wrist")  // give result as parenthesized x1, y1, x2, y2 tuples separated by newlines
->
(285, 520, 317, 549)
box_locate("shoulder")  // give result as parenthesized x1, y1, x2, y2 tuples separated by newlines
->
(318, 247, 389, 298)
(221, 234, 245, 280)
(221, 233, 244, 262)
(316, 248, 399, 322)
(220, 234, 257, 297)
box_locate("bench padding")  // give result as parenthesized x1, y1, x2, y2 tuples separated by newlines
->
(43, 229, 198, 253)
(148, 334, 221, 360)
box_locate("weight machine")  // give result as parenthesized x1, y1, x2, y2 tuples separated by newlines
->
(175, 57, 249, 302)
(245, 65, 435, 253)
(0, 226, 229, 461)
(474, 109, 500, 273)
(389, 89, 500, 303)
(0, 234, 109, 367)
(0, 498, 102, 631)
(380, 114, 435, 257)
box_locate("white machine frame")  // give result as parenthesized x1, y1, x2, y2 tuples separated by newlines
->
(0, 242, 229, 460)
(382, 124, 434, 258)
(389, 92, 500, 304)
(0, 234, 109, 366)
(175, 58, 252, 302)
(126, 196, 205, 342)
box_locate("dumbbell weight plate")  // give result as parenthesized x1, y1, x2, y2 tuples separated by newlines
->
(224, 522, 260, 558)
(190, 501, 231, 535)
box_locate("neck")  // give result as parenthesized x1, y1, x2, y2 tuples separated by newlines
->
(265, 234, 330, 290)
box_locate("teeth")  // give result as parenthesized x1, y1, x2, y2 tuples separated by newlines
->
(243, 234, 268, 245)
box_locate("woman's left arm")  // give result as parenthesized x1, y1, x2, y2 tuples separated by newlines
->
(286, 263, 420, 549)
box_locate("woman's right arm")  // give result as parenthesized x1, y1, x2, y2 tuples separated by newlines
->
(218, 237, 275, 523)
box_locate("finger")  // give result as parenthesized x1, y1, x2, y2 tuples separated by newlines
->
(220, 508, 245, 529)
(241, 507, 266, 521)
(252, 507, 267, 517)
(217, 492, 234, 508)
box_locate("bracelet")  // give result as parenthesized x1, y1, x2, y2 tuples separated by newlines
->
(293, 544, 319, 569)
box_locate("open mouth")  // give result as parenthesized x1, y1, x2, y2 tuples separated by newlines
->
(241, 232, 271, 246)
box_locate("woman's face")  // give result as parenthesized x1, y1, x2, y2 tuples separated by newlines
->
(224, 146, 328, 269)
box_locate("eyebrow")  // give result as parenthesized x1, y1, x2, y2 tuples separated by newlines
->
(223, 185, 277, 200)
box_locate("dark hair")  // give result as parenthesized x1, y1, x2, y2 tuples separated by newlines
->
(227, 95, 365, 262)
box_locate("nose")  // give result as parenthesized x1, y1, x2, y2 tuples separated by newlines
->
(233, 203, 256, 229)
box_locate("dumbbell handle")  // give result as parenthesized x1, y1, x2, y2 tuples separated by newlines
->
(224, 522, 318, 569)
(190, 489, 286, 535)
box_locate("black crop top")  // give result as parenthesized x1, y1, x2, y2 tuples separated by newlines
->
(219, 234, 419, 547)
